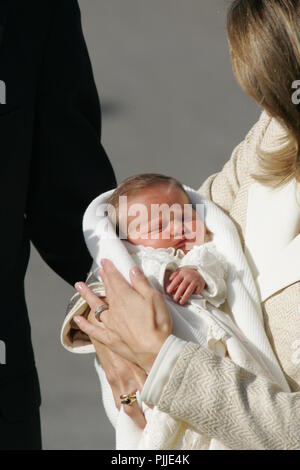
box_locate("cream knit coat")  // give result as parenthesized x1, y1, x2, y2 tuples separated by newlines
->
(155, 110, 300, 450)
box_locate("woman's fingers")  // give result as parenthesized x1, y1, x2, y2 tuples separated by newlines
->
(107, 356, 147, 428)
(100, 259, 135, 299)
(74, 283, 110, 325)
(122, 402, 146, 429)
(74, 282, 107, 312)
(77, 258, 172, 373)
(101, 259, 153, 301)
(74, 315, 138, 364)
(73, 315, 108, 342)
(87, 305, 107, 326)
(129, 265, 156, 299)
(101, 259, 155, 301)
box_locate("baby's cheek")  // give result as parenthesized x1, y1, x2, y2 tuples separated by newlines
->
(189, 219, 206, 243)
(127, 235, 141, 245)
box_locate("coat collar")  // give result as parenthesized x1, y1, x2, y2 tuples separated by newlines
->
(256, 234, 300, 301)
(245, 179, 300, 301)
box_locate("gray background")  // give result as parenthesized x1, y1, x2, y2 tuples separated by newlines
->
(25, 0, 259, 450)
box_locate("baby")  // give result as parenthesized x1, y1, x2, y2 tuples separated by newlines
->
(65, 172, 227, 362)
(105, 173, 227, 309)
(62, 172, 229, 450)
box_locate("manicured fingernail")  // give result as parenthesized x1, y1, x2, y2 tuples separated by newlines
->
(74, 316, 81, 324)
(131, 266, 142, 277)
(75, 282, 84, 291)
(99, 268, 104, 277)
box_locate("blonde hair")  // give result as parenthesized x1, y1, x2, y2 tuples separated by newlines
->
(227, 0, 300, 187)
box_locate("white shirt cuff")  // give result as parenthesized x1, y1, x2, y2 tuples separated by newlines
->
(139, 335, 187, 406)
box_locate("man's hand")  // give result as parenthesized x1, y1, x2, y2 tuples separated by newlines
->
(166, 267, 206, 305)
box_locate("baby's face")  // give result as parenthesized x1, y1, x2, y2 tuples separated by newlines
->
(118, 184, 206, 253)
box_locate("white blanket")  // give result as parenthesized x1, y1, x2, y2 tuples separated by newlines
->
(62, 185, 290, 450)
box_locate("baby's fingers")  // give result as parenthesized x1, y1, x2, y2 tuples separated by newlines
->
(179, 281, 197, 305)
(173, 280, 189, 303)
(168, 271, 178, 282)
(166, 272, 182, 294)
(195, 284, 204, 295)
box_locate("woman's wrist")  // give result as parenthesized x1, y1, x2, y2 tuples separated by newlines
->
(139, 338, 168, 374)
(140, 335, 187, 406)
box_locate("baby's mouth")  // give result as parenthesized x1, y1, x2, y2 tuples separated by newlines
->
(174, 238, 186, 249)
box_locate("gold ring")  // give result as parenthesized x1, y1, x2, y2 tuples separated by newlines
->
(120, 393, 137, 406)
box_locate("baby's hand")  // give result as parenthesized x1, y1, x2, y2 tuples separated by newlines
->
(165, 267, 206, 306)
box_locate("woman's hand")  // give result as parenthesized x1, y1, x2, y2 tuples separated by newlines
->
(87, 310, 147, 429)
(73, 259, 172, 373)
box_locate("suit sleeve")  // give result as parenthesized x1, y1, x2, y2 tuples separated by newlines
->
(26, 0, 116, 285)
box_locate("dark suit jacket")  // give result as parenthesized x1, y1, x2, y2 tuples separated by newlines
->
(0, 0, 116, 423)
